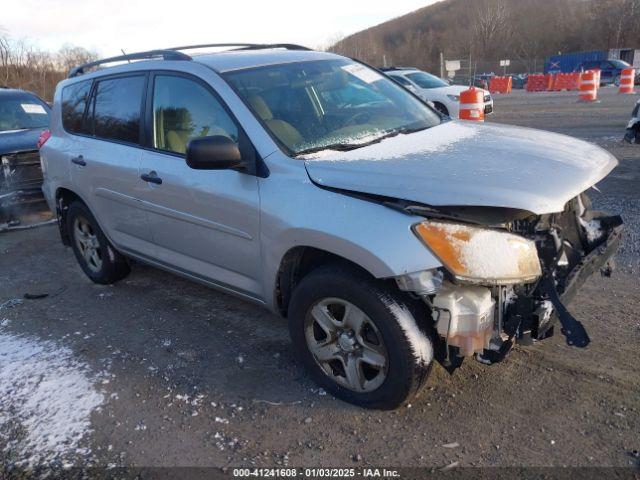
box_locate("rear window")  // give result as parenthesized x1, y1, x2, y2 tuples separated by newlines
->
(61, 81, 92, 134)
(91, 75, 145, 144)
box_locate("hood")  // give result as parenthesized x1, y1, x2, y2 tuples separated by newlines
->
(0, 128, 44, 155)
(303, 121, 618, 215)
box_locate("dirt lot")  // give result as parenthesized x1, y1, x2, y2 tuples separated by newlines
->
(1, 87, 639, 475)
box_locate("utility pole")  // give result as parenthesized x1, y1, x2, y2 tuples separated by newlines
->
(440, 52, 444, 78)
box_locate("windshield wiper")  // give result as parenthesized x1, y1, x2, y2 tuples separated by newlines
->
(295, 125, 431, 157)
(398, 125, 430, 134)
(295, 142, 372, 157)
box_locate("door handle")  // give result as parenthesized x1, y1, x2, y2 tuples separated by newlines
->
(140, 172, 162, 185)
(71, 155, 86, 166)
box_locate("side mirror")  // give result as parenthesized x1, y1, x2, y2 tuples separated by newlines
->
(186, 135, 243, 170)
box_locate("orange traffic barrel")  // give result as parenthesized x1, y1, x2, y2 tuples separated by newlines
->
(619, 68, 636, 94)
(459, 86, 485, 121)
(578, 70, 598, 102)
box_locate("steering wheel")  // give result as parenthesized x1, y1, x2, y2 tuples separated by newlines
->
(343, 111, 371, 127)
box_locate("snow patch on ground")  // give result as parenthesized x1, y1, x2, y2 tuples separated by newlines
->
(0, 328, 105, 465)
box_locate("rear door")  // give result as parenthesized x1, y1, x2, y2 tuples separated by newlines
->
(70, 73, 154, 255)
(137, 72, 262, 298)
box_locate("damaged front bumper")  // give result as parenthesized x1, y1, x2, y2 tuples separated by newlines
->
(408, 204, 623, 369)
(538, 219, 622, 340)
(478, 216, 623, 363)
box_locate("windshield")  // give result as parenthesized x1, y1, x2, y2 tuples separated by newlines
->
(405, 71, 449, 89)
(610, 59, 631, 68)
(0, 93, 50, 132)
(223, 59, 441, 156)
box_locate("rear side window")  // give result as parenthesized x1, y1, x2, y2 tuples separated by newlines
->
(390, 75, 412, 87)
(61, 81, 91, 134)
(92, 75, 145, 144)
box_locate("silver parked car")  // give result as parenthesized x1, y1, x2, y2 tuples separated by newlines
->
(40, 44, 623, 409)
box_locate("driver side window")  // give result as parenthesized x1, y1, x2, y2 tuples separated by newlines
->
(152, 75, 238, 155)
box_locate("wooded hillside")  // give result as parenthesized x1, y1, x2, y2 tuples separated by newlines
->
(0, 35, 96, 101)
(330, 0, 640, 73)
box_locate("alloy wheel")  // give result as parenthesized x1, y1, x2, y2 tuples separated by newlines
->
(304, 297, 388, 392)
(73, 216, 103, 273)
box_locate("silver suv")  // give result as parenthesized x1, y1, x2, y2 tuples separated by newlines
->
(41, 44, 623, 409)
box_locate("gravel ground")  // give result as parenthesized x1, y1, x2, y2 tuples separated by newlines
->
(0, 87, 639, 477)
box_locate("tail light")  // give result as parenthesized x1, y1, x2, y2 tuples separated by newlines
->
(37, 129, 51, 149)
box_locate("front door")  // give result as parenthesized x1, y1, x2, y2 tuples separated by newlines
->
(138, 73, 262, 299)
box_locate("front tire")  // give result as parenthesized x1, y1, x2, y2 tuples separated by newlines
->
(288, 264, 434, 409)
(66, 201, 130, 284)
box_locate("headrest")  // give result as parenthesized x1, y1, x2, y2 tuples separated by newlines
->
(248, 95, 273, 120)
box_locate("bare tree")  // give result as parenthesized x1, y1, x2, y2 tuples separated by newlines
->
(57, 44, 98, 74)
(0, 32, 97, 100)
(473, 0, 513, 58)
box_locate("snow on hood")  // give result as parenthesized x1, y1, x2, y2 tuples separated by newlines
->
(303, 121, 618, 215)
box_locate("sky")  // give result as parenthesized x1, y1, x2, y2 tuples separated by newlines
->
(1, 0, 440, 56)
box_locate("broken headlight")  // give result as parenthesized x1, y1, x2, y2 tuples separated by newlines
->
(412, 220, 542, 285)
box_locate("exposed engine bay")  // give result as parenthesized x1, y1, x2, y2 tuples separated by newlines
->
(397, 192, 623, 369)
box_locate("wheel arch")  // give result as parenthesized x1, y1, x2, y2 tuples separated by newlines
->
(274, 244, 391, 317)
(432, 101, 450, 116)
(55, 187, 87, 245)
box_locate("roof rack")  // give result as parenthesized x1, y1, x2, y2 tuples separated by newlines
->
(165, 43, 311, 52)
(68, 43, 312, 78)
(68, 49, 191, 77)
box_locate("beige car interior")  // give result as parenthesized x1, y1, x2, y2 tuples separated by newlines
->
(248, 95, 304, 149)
(153, 80, 235, 154)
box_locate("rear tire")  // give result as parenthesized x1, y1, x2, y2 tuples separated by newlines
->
(288, 264, 434, 409)
(66, 201, 130, 284)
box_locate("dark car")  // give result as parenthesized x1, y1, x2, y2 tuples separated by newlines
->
(576, 59, 636, 86)
(0, 87, 51, 209)
(624, 99, 640, 144)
